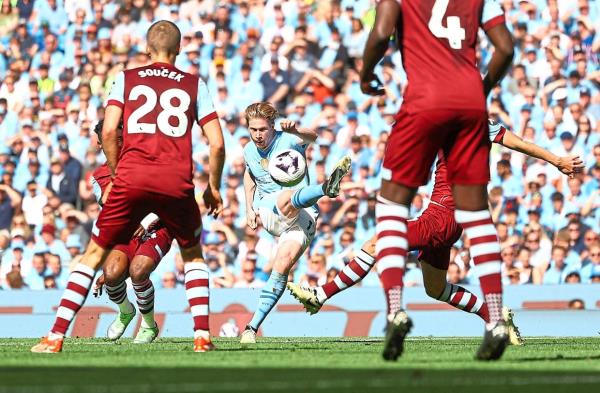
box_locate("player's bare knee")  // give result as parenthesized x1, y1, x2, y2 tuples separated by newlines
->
(82, 241, 110, 270)
(181, 245, 204, 262)
(380, 180, 415, 206)
(452, 185, 489, 211)
(129, 258, 153, 282)
(277, 192, 299, 218)
(103, 263, 128, 286)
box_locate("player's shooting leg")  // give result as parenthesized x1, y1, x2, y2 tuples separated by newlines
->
(277, 189, 302, 219)
(288, 185, 326, 210)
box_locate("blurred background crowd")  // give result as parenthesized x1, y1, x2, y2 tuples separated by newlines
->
(0, 0, 598, 291)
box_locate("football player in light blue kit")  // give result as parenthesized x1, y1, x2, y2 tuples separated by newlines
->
(240, 102, 351, 344)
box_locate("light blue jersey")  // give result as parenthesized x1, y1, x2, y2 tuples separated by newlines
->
(244, 131, 316, 213)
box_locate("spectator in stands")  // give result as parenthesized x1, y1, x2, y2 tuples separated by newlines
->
(37, 223, 69, 262)
(24, 253, 46, 290)
(0, 0, 597, 290)
(161, 272, 177, 289)
(5, 268, 24, 289)
(47, 159, 77, 205)
(234, 259, 265, 289)
(542, 245, 570, 284)
(447, 262, 463, 285)
(580, 243, 600, 283)
(0, 183, 22, 230)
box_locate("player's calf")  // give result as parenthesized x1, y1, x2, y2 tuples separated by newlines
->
(180, 246, 215, 352)
(244, 242, 300, 343)
(130, 256, 159, 343)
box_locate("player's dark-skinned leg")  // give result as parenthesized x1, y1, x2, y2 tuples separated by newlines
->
(130, 256, 159, 332)
(103, 250, 135, 315)
(453, 184, 509, 361)
(421, 262, 489, 321)
(377, 180, 415, 361)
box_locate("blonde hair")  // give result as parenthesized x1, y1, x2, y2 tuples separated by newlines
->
(245, 102, 279, 126)
(147, 20, 181, 56)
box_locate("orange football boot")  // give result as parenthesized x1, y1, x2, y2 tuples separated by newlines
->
(31, 336, 63, 353)
(193, 336, 216, 352)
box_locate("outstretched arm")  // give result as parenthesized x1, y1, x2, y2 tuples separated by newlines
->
(498, 130, 584, 176)
(360, 0, 400, 96)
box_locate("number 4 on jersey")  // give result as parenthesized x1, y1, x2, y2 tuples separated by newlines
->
(428, 0, 465, 49)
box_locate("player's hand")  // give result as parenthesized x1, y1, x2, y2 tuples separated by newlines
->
(247, 209, 258, 230)
(93, 274, 105, 298)
(359, 73, 385, 96)
(203, 185, 223, 218)
(280, 119, 297, 133)
(102, 181, 113, 205)
(556, 155, 584, 177)
(132, 224, 146, 239)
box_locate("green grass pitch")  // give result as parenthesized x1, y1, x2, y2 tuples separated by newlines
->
(0, 337, 599, 393)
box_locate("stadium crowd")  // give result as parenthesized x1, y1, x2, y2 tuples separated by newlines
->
(0, 0, 598, 291)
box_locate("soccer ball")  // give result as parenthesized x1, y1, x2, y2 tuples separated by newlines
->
(268, 149, 306, 187)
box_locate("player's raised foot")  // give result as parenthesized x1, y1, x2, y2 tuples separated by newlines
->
(193, 335, 216, 352)
(287, 283, 323, 315)
(475, 320, 509, 361)
(107, 309, 136, 341)
(240, 325, 257, 345)
(323, 156, 352, 198)
(503, 307, 524, 346)
(382, 310, 413, 361)
(133, 324, 159, 344)
(31, 336, 63, 353)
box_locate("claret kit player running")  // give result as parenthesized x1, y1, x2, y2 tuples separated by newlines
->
(239, 102, 351, 345)
(288, 120, 584, 356)
(32, 20, 226, 353)
(358, 0, 516, 360)
(90, 120, 174, 344)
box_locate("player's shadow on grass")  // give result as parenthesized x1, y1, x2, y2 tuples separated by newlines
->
(515, 354, 600, 362)
(219, 346, 326, 352)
